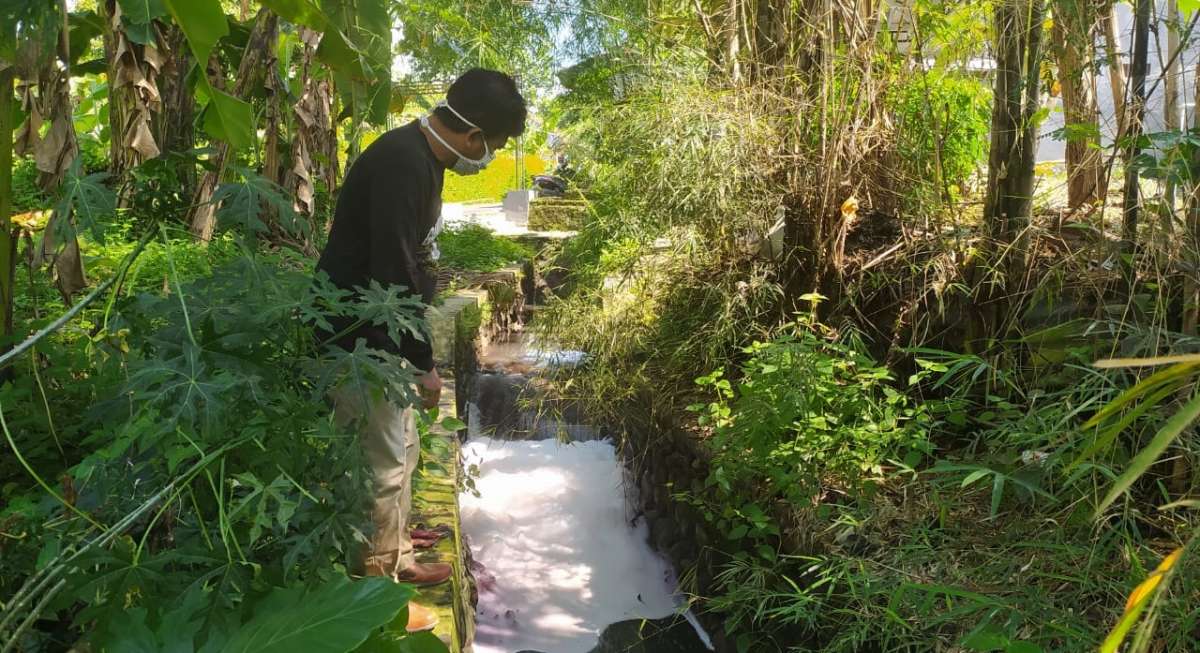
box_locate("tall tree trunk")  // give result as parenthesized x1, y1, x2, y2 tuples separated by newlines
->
(186, 9, 277, 242)
(262, 43, 285, 189)
(976, 0, 1047, 341)
(0, 67, 17, 379)
(1103, 2, 1128, 139)
(1052, 0, 1103, 210)
(753, 0, 791, 81)
(985, 0, 1047, 244)
(1164, 0, 1182, 228)
(723, 0, 742, 83)
(1121, 0, 1150, 255)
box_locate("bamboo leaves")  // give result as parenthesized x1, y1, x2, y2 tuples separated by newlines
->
(1100, 548, 1186, 653)
(1085, 357, 1200, 519)
(1092, 391, 1200, 519)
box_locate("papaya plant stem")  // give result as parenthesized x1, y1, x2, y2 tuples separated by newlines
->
(0, 579, 67, 653)
(159, 224, 199, 348)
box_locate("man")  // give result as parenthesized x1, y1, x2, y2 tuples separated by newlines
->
(316, 68, 526, 631)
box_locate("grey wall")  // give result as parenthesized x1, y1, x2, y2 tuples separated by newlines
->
(1038, 2, 1200, 162)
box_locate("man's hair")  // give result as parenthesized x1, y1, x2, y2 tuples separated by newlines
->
(436, 68, 527, 138)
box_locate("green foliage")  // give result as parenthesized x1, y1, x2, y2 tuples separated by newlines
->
(11, 156, 47, 213)
(123, 149, 205, 228)
(54, 157, 114, 243)
(689, 320, 932, 543)
(393, 0, 556, 92)
(561, 80, 780, 250)
(164, 0, 255, 149)
(321, 0, 393, 127)
(0, 236, 431, 651)
(436, 223, 533, 272)
(888, 72, 991, 212)
(203, 87, 257, 150)
(163, 0, 227, 66)
(217, 576, 416, 653)
(214, 165, 304, 238)
(117, 0, 168, 45)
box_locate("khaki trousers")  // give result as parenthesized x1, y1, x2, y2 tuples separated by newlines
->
(333, 388, 420, 576)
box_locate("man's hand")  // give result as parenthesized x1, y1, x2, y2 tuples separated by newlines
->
(418, 367, 443, 409)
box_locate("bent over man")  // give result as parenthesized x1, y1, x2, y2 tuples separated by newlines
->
(315, 68, 526, 631)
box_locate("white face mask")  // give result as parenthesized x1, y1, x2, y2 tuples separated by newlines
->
(420, 99, 496, 176)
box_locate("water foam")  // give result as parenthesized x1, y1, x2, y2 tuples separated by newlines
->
(461, 437, 699, 653)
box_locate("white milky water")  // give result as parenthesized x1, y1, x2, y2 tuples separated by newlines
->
(460, 437, 686, 653)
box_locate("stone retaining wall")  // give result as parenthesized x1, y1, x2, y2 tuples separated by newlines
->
(623, 419, 733, 653)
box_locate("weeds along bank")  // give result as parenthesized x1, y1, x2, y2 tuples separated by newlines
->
(537, 73, 1200, 652)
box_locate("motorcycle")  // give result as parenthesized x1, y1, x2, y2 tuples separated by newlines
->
(532, 174, 568, 197)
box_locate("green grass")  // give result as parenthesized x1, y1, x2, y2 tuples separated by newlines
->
(437, 223, 533, 272)
(442, 151, 547, 203)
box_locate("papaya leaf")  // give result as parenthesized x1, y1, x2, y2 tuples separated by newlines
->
(213, 167, 300, 235)
(54, 158, 114, 244)
(355, 280, 428, 349)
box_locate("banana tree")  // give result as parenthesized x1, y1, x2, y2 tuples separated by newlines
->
(6, 0, 95, 306)
(101, 0, 170, 189)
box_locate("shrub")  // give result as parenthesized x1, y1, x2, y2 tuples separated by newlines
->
(436, 223, 533, 272)
(690, 318, 932, 535)
(888, 72, 991, 212)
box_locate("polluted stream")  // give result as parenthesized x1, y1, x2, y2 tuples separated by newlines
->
(460, 339, 712, 653)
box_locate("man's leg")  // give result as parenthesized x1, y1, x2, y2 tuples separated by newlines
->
(334, 387, 450, 583)
(390, 405, 452, 585)
(362, 399, 416, 576)
(333, 388, 446, 633)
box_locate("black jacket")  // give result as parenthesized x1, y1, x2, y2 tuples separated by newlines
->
(315, 121, 445, 371)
